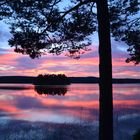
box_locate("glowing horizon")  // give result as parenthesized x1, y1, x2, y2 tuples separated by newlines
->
(0, 22, 139, 79)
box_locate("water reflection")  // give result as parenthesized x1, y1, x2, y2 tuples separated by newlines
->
(0, 84, 140, 139)
(0, 84, 139, 119)
(34, 85, 67, 96)
(0, 85, 30, 90)
(0, 84, 139, 122)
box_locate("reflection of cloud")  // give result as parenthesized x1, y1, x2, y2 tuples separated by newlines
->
(118, 113, 140, 121)
(14, 96, 46, 109)
(0, 84, 139, 124)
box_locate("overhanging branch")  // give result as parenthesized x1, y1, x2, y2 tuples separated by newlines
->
(60, 0, 95, 19)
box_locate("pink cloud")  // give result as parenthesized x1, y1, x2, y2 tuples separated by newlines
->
(0, 36, 139, 78)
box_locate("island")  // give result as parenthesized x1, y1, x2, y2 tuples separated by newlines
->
(34, 74, 70, 85)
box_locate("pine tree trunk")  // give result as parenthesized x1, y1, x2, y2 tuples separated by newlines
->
(96, 0, 113, 140)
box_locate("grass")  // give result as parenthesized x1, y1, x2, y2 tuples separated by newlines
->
(0, 119, 98, 140)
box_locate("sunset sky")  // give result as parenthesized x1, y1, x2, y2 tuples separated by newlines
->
(0, 21, 139, 78)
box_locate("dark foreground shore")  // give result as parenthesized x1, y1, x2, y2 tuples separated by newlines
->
(0, 118, 139, 140)
(0, 119, 97, 140)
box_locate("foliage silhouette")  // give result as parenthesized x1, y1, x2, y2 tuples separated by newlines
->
(0, 1, 139, 140)
(34, 85, 67, 96)
(34, 74, 70, 85)
(0, 0, 139, 63)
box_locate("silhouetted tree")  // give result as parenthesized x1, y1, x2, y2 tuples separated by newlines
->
(0, 1, 139, 140)
(109, 0, 140, 64)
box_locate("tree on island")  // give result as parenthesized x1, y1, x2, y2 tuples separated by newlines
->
(35, 74, 70, 85)
(0, 0, 139, 140)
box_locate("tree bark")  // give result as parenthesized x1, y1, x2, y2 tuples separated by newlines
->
(96, 0, 113, 140)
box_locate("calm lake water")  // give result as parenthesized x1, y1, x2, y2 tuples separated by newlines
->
(0, 84, 140, 140)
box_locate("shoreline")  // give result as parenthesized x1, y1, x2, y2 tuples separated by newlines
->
(0, 76, 140, 84)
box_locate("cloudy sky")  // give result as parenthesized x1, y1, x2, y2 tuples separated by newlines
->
(0, 21, 139, 78)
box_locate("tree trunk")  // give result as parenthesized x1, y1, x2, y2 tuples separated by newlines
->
(96, 0, 113, 140)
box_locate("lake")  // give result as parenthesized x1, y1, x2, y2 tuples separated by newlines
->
(0, 84, 139, 140)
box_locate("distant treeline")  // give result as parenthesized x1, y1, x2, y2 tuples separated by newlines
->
(34, 74, 70, 85)
(0, 76, 140, 84)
